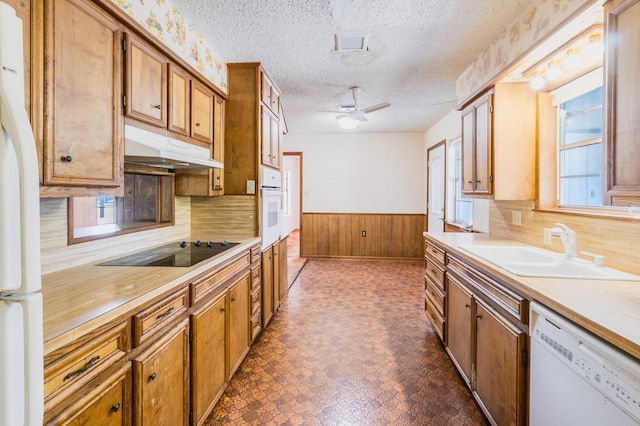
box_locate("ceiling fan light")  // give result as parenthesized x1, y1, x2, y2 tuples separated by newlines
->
(337, 114, 359, 130)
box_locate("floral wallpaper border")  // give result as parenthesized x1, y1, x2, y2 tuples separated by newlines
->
(456, 0, 594, 102)
(111, 0, 228, 93)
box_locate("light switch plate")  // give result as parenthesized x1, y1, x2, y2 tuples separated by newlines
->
(246, 180, 256, 194)
(512, 210, 522, 226)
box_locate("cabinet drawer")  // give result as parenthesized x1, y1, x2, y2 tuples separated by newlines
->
(44, 320, 129, 406)
(425, 279, 445, 316)
(133, 288, 188, 346)
(251, 267, 261, 291)
(191, 253, 251, 304)
(425, 259, 445, 291)
(448, 256, 528, 324)
(251, 286, 261, 317)
(251, 245, 261, 264)
(425, 241, 446, 265)
(250, 311, 261, 341)
(426, 302, 445, 342)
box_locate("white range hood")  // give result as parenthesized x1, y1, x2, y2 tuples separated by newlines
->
(124, 124, 223, 169)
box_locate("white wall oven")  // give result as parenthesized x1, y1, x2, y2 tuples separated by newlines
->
(260, 167, 282, 249)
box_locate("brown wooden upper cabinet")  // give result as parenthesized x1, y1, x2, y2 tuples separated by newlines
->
(191, 80, 214, 145)
(604, 0, 640, 206)
(125, 34, 168, 128)
(42, 0, 123, 193)
(261, 105, 280, 169)
(168, 64, 190, 137)
(461, 90, 493, 195)
(261, 72, 280, 114)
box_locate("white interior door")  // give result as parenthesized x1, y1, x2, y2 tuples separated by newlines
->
(427, 143, 445, 232)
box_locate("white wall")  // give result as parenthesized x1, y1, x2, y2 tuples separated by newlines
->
(423, 109, 490, 233)
(281, 154, 301, 236)
(282, 133, 425, 213)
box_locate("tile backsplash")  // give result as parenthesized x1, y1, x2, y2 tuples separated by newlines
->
(40, 197, 191, 274)
(489, 200, 640, 275)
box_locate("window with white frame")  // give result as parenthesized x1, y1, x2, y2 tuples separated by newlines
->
(553, 68, 603, 207)
(447, 139, 473, 227)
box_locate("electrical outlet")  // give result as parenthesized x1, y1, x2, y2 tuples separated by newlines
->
(246, 180, 256, 194)
(361, 230, 366, 237)
(543, 228, 552, 245)
(512, 210, 522, 226)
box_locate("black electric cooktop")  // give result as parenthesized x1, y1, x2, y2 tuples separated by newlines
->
(99, 241, 239, 267)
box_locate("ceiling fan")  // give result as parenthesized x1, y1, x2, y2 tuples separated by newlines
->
(332, 87, 390, 129)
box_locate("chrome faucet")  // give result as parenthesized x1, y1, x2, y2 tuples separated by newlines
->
(549, 223, 577, 258)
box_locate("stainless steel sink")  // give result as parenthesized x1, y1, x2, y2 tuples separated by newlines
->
(458, 245, 640, 281)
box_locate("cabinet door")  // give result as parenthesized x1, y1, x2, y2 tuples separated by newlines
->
(125, 34, 167, 127)
(604, 0, 640, 205)
(44, 0, 122, 187)
(191, 81, 214, 144)
(191, 294, 226, 425)
(474, 95, 492, 194)
(270, 112, 280, 168)
(261, 105, 273, 166)
(228, 273, 251, 378)
(278, 237, 288, 302)
(47, 365, 131, 426)
(133, 320, 189, 426)
(168, 64, 190, 136)
(445, 275, 473, 385)
(475, 300, 526, 426)
(212, 95, 225, 193)
(461, 106, 475, 193)
(261, 247, 274, 327)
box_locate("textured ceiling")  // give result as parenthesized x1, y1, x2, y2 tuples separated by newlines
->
(171, 0, 537, 134)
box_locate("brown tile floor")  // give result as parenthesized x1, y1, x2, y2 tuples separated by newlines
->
(286, 229, 306, 287)
(205, 259, 488, 425)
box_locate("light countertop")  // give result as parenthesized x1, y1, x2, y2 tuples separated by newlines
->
(424, 232, 640, 361)
(42, 237, 260, 355)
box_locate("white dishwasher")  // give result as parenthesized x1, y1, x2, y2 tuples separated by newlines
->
(530, 302, 640, 425)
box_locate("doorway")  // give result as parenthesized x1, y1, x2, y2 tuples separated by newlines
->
(427, 141, 446, 232)
(282, 152, 305, 286)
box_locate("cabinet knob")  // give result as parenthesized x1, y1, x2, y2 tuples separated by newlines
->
(464, 304, 470, 309)
(151, 104, 161, 110)
(220, 307, 225, 312)
(467, 180, 473, 184)
(111, 403, 121, 413)
(61, 155, 72, 163)
(195, 122, 201, 127)
(476, 314, 482, 319)
(148, 372, 157, 381)
(476, 180, 481, 183)
(231, 297, 236, 302)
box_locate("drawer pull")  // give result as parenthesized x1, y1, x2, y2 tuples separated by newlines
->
(111, 403, 121, 413)
(60, 155, 72, 163)
(63, 356, 100, 381)
(430, 313, 436, 321)
(148, 372, 157, 381)
(220, 307, 225, 313)
(476, 314, 482, 319)
(465, 304, 470, 309)
(431, 269, 437, 274)
(156, 307, 174, 320)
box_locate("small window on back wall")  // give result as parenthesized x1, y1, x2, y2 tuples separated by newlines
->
(553, 68, 603, 207)
(447, 139, 473, 227)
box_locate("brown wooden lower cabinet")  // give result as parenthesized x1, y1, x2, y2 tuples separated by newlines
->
(43, 243, 267, 425)
(261, 246, 274, 327)
(443, 252, 528, 426)
(46, 364, 132, 426)
(228, 272, 251, 379)
(474, 300, 527, 426)
(133, 318, 189, 426)
(190, 293, 227, 426)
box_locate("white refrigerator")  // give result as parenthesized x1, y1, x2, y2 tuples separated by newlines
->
(0, 2, 44, 426)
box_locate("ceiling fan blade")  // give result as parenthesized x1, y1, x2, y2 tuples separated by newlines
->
(361, 102, 390, 114)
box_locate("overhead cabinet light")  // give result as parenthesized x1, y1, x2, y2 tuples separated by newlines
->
(334, 34, 369, 52)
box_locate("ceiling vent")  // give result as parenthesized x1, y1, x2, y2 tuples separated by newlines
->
(334, 34, 369, 52)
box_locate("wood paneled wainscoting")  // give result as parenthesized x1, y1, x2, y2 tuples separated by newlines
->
(301, 213, 426, 259)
